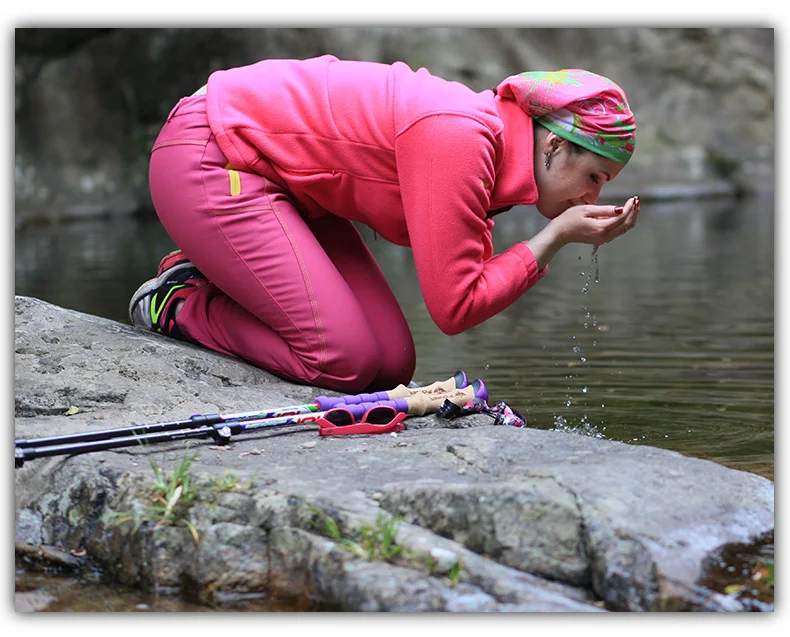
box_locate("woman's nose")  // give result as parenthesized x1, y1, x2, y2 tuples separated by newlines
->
(582, 185, 603, 205)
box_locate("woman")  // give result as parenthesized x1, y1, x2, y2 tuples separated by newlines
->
(129, 56, 639, 393)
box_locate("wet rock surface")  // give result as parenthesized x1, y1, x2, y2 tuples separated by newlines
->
(14, 296, 774, 611)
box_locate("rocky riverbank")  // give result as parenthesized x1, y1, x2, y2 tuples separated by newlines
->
(14, 296, 774, 611)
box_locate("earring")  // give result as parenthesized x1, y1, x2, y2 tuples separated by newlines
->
(544, 151, 551, 168)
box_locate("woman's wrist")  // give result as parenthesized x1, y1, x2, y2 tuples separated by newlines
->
(524, 220, 567, 269)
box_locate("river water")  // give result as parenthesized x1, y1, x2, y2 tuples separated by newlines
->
(14, 193, 775, 610)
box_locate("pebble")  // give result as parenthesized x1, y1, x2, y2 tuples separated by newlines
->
(429, 547, 460, 572)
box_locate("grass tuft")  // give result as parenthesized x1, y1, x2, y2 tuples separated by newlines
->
(105, 449, 201, 543)
(304, 503, 403, 563)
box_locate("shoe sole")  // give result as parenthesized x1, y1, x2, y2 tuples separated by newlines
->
(128, 261, 197, 326)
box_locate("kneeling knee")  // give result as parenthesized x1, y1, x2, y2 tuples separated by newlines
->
(370, 344, 416, 391)
(313, 341, 382, 394)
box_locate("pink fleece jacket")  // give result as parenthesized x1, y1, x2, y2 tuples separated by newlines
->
(205, 55, 546, 335)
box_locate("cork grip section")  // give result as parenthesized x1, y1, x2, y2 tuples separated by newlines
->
(401, 384, 479, 416)
(386, 376, 460, 400)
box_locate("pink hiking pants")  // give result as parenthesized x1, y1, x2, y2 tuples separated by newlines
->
(148, 93, 416, 393)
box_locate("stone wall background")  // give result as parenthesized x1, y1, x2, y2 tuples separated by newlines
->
(14, 27, 774, 227)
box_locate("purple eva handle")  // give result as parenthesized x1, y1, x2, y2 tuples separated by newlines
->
(314, 391, 391, 410)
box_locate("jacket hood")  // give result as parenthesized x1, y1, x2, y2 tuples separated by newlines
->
(489, 95, 539, 211)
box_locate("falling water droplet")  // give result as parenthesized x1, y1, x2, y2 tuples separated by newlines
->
(581, 246, 600, 294)
(592, 245, 600, 283)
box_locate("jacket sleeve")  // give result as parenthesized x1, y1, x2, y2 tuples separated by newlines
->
(395, 113, 547, 335)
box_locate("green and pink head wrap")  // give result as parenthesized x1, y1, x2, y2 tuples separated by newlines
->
(496, 69, 636, 165)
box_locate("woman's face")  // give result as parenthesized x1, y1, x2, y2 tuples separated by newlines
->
(533, 134, 625, 219)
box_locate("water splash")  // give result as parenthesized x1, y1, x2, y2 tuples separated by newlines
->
(552, 413, 606, 439)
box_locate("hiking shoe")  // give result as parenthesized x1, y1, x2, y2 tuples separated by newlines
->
(129, 263, 207, 340)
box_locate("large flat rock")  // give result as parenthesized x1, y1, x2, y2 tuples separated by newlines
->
(14, 296, 774, 611)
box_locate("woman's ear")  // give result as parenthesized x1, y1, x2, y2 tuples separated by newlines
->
(534, 125, 566, 166)
(546, 133, 565, 155)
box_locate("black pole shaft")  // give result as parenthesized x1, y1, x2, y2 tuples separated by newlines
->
(14, 413, 226, 449)
(14, 417, 317, 467)
(15, 423, 231, 466)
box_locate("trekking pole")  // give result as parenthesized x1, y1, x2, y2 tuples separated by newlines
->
(15, 370, 469, 451)
(15, 379, 487, 467)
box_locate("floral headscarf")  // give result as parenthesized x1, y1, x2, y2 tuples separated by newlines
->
(495, 69, 636, 165)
